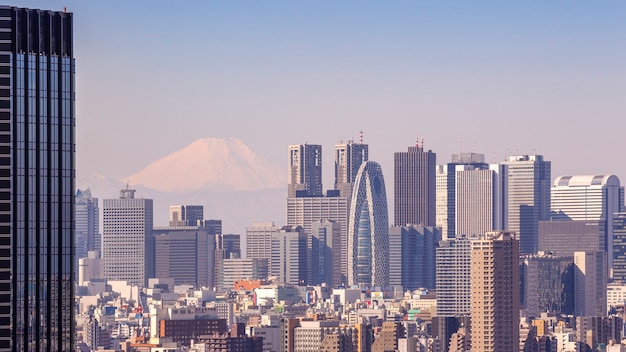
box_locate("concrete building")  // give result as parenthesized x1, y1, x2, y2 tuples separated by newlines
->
(169, 205, 204, 227)
(347, 161, 390, 287)
(78, 251, 103, 286)
(288, 143, 323, 198)
(394, 141, 436, 227)
(214, 233, 242, 289)
(501, 155, 551, 254)
(613, 213, 626, 282)
(436, 234, 474, 316)
(310, 220, 342, 287)
(221, 258, 268, 291)
(334, 138, 368, 201)
(538, 220, 603, 257)
(389, 225, 441, 290)
(470, 231, 520, 352)
(436, 153, 490, 240)
(273, 226, 307, 285)
(153, 227, 216, 288)
(246, 221, 279, 265)
(286, 196, 348, 284)
(455, 164, 504, 236)
(551, 175, 624, 273)
(246, 223, 307, 285)
(574, 251, 607, 317)
(102, 186, 154, 286)
(576, 316, 622, 350)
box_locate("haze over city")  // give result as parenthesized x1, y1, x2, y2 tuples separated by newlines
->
(15, 1, 626, 222)
(5, 1, 626, 351)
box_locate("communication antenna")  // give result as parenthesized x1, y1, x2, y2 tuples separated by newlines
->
(415, 135, 419, 148)
(421, 138, 424, 149)
(359, 130, 364, 144)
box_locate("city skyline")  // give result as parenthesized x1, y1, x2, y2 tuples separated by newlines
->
(3, 1, 617, 202)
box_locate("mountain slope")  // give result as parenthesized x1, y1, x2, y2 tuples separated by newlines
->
(125, 137, 283, 193)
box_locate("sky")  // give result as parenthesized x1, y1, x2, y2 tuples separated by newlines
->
(13, 1, 626, 197)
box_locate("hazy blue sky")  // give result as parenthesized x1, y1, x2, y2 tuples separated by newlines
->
(15, 1, 626, 191)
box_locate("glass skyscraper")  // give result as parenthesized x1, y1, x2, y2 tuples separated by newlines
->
(0, 6, 75, 351)
(347, 161, 389, 287)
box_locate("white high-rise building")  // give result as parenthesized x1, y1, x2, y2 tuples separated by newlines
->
(551, 175, 624, 272)
(246, 222, 307, 285)
(501, 155, 551, 254)
(102, 187, 153, 286)
(436, 234, 474, 316)
(436, 153, 492, 240)
(574, 251, 607, 317)
(455, 164, 504, 236)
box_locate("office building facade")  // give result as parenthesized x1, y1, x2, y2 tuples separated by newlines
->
(436, 234, 474, 316)
(310, 219, 342, 287)
(613, 212, 626, 282)
(470, 231, 520, 352)
(0, 6, 75, 350)
(551, 175, 624, 272)
(153, 228, 215, 288)
(286, 196, 348, 283)
(347, 161, 389, 287)
(389, 225, 440, 291)
(288, 143, 323, 198)
(334, 139, 368, 200)
(169, 205, 204, 227)
(455, 164, 504, 236)
(574, 251, 607, 317)
(520, 254, 575, 316)
(538, 220, 603, 257)
(102, 187, 154, 286)
(76, 188, 100, 259)
(394, 142, 436, 227)
(501, 155, 551, 254)
(435, 153, 489, 240)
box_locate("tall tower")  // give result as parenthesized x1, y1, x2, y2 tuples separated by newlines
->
(501, 154, 551, 254)
(436, 235, 474, 317)
(76, 188, 101, 258)
(347, 161, 389, 287)
(334, 137, 368, 200)
(169, 205, 204, 227)
(394, 141, 436, 227)
(288, 144, 323, 198)
(551, 175, 624, 274)
(0, 6, 75, 350)
(574, 251, 607, 317)
(470, 231, 520, 352)
(455, 164, 504, 236)
(102, 187, 154, 286)
(436, 152, 489, 239)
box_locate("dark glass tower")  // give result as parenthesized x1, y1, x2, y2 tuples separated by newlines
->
(394, 142, 436, 227)
(0, 6, 75, 351)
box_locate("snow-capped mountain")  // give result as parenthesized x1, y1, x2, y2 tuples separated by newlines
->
(125, 137, 283, 193)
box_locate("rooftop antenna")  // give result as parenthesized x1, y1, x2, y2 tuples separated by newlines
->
(474, 141, 477, 154)
(359, 130, 363, 144)
(415, 135, 419, 148)
(459, 140, 463, 155)
(421, 138, 424, 149)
